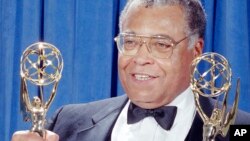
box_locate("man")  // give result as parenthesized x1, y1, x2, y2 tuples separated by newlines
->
(12, 0, 250, 141)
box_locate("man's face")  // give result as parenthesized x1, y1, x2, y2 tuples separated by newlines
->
(118, 5, 203, 109)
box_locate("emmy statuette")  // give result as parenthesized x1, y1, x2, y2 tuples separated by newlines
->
(190, 52, 239, 141)
(20, 42, 63, 138)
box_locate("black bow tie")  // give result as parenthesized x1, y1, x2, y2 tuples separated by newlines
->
(127, 103, 177, 130)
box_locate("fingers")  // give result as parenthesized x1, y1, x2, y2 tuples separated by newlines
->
(46, 130, 59, 141)
(12, 130, 42, 141)
(11, 130, 59, 141)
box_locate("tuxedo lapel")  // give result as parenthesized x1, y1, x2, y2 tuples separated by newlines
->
(185, 113, 204, 141)
(76, 95, 128, 141)
(185, 96, 214, 141)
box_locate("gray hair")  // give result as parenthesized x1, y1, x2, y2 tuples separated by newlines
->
(119, 0, 206, 48)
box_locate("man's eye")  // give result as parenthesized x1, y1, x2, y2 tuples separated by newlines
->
(124, 40, 136, 45)
(123, 38, 138, 50)
(154, 42, 172, 50)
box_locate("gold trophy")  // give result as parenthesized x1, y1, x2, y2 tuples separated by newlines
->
(20, 42, 63, 137)
(190, 52, 239, 141)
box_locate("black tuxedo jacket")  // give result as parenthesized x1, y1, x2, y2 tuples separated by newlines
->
(46, 95, 250, 141)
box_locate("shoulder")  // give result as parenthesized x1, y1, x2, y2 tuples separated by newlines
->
(61, 95, 127, 114)
(57, 95, 127, 119)
(46, 95, 128, 130)
(235, 109, 250, 124)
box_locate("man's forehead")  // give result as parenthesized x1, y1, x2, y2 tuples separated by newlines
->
(127, 0, 183, 8)
(125, 2, 184, 19)
(122, 5, 186, 28)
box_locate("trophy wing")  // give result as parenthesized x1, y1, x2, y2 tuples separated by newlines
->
(221, 79, 240, 136)
(20, 78, 32, 121)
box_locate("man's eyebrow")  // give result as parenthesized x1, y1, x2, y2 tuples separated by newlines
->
(122, 31, 136, 34)
(152, 34, 172, 38)
(121, 32, 173, 39)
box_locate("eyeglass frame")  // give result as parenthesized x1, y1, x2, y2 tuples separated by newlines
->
(114, 31, 197, 59)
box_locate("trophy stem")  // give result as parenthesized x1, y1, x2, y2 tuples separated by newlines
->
(29, 96, 47, 137)
(203, 137, 215, 141)
(31, 126, 45, 138)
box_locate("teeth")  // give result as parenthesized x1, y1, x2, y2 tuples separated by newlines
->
(134, 74, 151, 81)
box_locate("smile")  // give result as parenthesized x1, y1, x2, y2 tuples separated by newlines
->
(133, 74, 157, 81)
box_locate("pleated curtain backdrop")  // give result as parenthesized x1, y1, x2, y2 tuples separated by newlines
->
(0, 0, 250, 140)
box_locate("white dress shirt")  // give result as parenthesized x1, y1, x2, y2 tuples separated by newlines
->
(111, 87, 196, 141)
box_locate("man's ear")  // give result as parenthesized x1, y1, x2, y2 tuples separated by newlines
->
(193, 38, 204, 57)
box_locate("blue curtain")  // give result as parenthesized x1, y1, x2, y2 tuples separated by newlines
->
(0, 0, 249, 140)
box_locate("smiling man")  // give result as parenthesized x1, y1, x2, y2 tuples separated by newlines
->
(12, 0, 250, 141)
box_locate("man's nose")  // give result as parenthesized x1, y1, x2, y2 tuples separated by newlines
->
(138, 41, 151, 55)
(132, 41, 154, 65)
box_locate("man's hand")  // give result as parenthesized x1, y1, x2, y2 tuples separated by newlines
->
(11, 130, 59, 141)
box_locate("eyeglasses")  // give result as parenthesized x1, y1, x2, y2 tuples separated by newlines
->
(114, 32, 196, 59)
